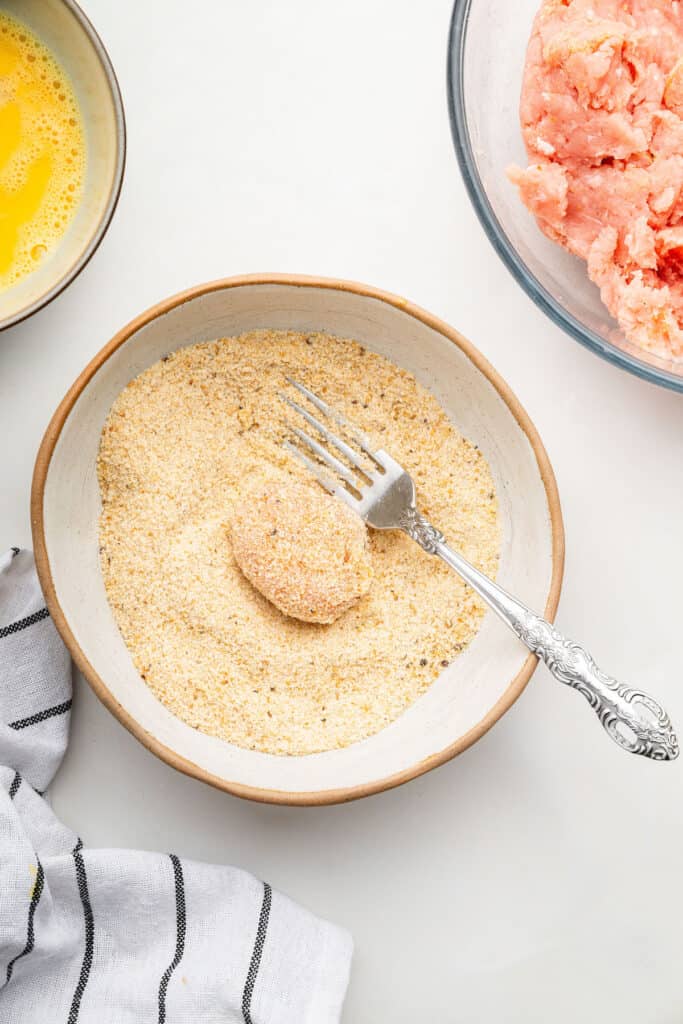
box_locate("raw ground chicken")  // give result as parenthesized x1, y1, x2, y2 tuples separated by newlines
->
(97, 331, 500, 756)
(509, 0, 683, 360)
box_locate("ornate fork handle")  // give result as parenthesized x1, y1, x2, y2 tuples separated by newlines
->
(512, 615, 677, 760)
(400, 508, 678, 761)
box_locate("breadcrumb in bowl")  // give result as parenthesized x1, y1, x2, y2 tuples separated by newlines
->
(96, 329, 500, 756)
(32, 276, 563, 804)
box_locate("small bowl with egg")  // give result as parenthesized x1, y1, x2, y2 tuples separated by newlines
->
(31, 275, 564, 805)
(0, 0, 125, 331)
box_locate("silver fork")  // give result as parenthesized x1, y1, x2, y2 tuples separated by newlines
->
(281, 379, 678, 762)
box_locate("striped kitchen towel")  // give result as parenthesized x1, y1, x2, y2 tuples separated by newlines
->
(0, 548, 353, 1023)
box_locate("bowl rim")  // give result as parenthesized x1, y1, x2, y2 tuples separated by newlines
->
(446, 0, 683, 394)
(0, 0, 127, 333)
(31, 273, 565, 806)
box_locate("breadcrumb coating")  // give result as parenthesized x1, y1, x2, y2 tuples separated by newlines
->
(229, 479, 373, 625)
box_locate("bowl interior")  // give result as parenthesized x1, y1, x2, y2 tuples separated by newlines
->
(448, 0, 683, 392)
(0, 0, 123, 329)
(37, 281, 559, 801)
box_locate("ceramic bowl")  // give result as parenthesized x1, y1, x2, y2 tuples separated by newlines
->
(32, 275, 564, 805)
(0, 0, 125, 331)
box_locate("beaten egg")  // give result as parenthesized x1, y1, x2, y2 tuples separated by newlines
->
(0, 12, 85, 291)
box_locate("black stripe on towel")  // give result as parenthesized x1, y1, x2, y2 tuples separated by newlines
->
(9, 699, 72, 731)
(8, 771, 22, 800)
(242, 882, 272, 1024)
(0, 606, 49, 639)
(67, 844, 94, 1023)
(4, 859, 45, 986)
(158, 854, 186, 1024)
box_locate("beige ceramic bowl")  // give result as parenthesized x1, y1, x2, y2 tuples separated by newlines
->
(32, 275, 564, 805)
(0, 0, 125, 331)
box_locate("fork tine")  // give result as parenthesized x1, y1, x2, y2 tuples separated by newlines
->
(282, 440, 337, 495)
(286, 378, 379, 462)
(283, 440, 362, 514)
(280, 393, 369, 473)
(290, 427, 363, 492)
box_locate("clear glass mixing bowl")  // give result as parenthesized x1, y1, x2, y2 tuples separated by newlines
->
(447, 0, 683, 393)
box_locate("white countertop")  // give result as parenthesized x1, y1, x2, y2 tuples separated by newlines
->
(2, 1, 683, 1019)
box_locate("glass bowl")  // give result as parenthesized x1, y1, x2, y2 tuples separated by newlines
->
(447, 0, 683, 393)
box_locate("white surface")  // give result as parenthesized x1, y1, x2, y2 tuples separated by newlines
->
(42, 280, 555, 796)
(1, 0, 682, 1019)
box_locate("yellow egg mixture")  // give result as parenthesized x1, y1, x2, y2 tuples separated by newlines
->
(0, 12, 85, 290)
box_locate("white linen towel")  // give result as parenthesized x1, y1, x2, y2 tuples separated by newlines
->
(0, 548, 352, 1023)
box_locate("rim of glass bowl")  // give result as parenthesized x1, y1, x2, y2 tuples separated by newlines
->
(446, 0, 683, 394)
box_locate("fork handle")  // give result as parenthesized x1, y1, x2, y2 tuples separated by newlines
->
(399, 510, 678, 761)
